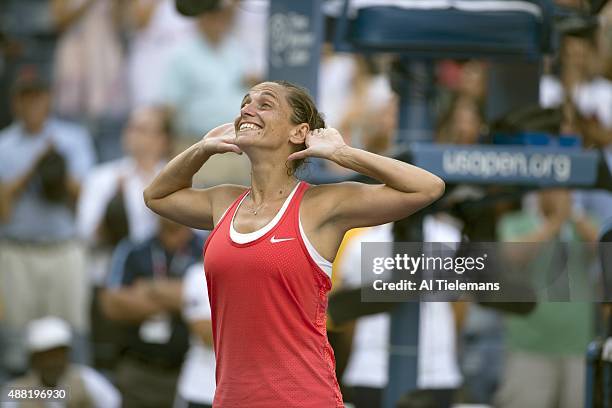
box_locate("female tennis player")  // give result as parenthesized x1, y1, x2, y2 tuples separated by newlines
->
(144, 81, 444, 408)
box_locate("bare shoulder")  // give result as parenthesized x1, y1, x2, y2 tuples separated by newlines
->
(302, 182, 365, 225)
(208, 184, 248, 226)
(303, 181, 368, 202)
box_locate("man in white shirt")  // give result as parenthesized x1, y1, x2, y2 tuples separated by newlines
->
(77, 106, 171, 284)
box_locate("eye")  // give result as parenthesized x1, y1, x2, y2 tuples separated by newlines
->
(259, 102, 272, 109)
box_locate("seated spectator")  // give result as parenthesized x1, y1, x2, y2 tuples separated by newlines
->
(100, 217, 203, 408)
(0, 66, 95, 374)
(176, 263, 215, 408)
(3, 316, 121, 408)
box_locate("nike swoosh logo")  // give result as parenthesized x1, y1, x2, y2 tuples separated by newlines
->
(270, 236, 295, 243)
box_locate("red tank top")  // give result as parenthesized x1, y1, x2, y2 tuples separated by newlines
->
(203, 181, 343, 408)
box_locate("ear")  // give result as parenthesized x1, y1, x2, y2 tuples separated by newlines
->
(288, 123, 309, 145)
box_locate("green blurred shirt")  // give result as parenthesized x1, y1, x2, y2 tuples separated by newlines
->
(497, 212, 594, 355)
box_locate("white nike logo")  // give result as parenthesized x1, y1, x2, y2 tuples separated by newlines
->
(270, 236, 295, 243)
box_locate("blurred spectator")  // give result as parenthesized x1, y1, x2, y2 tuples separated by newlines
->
(77, 106, 172, 252)
(436, 94, 485, 145)
(0, 67, 95, 375)
(566, 36, 612, 146)
(318, 50, 359, 130)
(158, 0, 247, 141)
(566, 0, 612, 246)
(52, 0, 129, 161)
(337, 219, 462, 408)
(126, 0, 196, 109)
(100, 217, 202, 408)
(176, 263, 215, 408)
(156, 1, 253, 187)
(437, 60, 488, 125)
(540, 34, 611, 145)
(494, 189, 598, 408)
(336, 60, 396, 150)
(2, 316, 121, 407)
(315, 53, 396, 180)
(541, 22, 612, 240)
(433, 87, 505, 404)
(319, 53, 395, 146)
(77, 106, 172, 371)
(0, 0, 59, 129)
(52, 0, 128, 120)
(230, 0, 268, 82)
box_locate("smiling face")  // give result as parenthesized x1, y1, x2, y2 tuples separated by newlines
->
(233, 82, 298, 150)
(234, 81, 326, 172)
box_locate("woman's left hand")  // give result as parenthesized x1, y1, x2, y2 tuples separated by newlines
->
(287, 128, 347, 162)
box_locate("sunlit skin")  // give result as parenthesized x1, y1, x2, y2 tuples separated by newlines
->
(208, 82, 347, 177)
(144, 80, 445, 265)
(236, 84, 347, 161)
(142, 82, 445, 402)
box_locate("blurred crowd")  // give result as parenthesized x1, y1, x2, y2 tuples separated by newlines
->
(0, 0, 611, 407)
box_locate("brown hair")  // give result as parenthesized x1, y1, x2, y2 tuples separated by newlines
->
(270, 80, 326, 174)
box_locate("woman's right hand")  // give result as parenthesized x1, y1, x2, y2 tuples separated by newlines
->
(200, 123, 243, 156)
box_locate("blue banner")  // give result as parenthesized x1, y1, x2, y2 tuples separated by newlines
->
(267, 0, 323, 101)
(410, 144, 600, 186)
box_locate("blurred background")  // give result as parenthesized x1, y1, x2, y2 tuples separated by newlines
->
(0, 0, 611, 407)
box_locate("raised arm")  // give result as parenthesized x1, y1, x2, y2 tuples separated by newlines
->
(292, 128, 445, 231)
(143, 123, 245, 230)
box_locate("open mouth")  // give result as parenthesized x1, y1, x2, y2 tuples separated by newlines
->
(238, 122, 262, 132)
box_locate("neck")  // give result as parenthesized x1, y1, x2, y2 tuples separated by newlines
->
(22, 121, 45, 135)
(249, 161, 298, 204)
(200, 29, 223, 47)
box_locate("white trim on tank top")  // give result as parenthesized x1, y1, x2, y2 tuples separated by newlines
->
(228, 181, 333, 278)
(298, 216, 333, 278)
(229, 181, 301, 243)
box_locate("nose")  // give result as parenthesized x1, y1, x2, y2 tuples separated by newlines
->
(240, 101, 256, 117)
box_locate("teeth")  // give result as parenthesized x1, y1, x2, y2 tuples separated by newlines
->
(239, 123, 260, 131)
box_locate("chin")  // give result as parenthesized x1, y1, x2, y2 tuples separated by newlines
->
(235, 134, 254, 147)
(236, 130, 264, 146)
